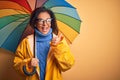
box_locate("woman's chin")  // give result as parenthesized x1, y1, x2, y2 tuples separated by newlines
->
(41, 31, 49, 35)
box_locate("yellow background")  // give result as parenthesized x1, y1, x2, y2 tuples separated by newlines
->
(0, 0, 120, 80)
(63, 0, 120, 80)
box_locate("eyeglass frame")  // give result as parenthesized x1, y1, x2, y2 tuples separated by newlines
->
(36, 18, 53, 25)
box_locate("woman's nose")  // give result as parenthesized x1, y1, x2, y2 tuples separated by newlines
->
(42, 21, 47, 26)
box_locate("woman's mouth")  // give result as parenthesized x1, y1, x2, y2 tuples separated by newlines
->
(42, 27, 49, 32)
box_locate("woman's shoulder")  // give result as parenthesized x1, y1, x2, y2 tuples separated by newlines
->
(26, 34, 34, 44)
(19, 34, 34, 44)
(26, 34, 34, 39)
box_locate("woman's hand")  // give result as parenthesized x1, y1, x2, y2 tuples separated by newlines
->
(52, 34, 63, 45)
(29, 58, 39, 67)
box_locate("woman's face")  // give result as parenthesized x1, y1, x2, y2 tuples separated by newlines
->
(36, 12, 52, 35)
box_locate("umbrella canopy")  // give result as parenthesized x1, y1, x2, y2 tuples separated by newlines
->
(0, 0, 81, 53)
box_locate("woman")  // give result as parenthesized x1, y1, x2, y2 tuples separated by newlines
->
(14, 7, 74, 80)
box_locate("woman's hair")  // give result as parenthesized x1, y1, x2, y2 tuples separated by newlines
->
(29, 7, 58, 35)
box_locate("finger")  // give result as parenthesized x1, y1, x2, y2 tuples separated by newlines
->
(37, 59, 39, 62)
(52, 34, 57, 39)
(31, 61, 38, 67)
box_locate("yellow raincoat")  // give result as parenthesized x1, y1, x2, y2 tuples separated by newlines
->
(13, 33, 74, 80)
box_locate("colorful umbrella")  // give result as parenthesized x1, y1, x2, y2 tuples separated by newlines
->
(0, 0, 81, 53)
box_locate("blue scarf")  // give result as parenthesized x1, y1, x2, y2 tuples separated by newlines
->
(35, 28, 52, 80)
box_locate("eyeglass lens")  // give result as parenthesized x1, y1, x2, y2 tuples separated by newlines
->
(37, 18, 52, 24)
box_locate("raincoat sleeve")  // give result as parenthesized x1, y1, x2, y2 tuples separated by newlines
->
(13, 38, 33, 76)
(51, 36, 75, 72)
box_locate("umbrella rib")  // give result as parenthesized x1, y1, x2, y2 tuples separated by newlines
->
(35, 0, 37, 9)
(47, 6, 75, 9)
(12, 14, 29, 18)
(43, 0, 75, 9)
(13, 6, 30, 14)
(26, 0, 32, 12)
(13, 9, 29, 17)
(0, 4, 30, 14)
(41, 0, 48, 7)
(54, 12, 81, 21)
(0, 8, 29, 17)
(0, 8, 28, 14)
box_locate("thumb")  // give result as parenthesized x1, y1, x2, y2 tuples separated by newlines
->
(53, 33, 57, 38)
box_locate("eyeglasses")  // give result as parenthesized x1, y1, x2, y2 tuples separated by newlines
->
(36, 18, 52, 25)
